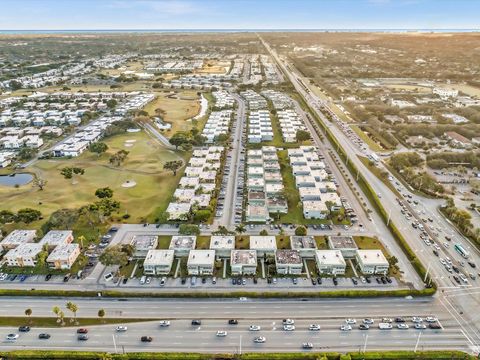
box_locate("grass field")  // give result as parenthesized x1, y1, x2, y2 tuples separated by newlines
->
(0, 131, 186, 226)
(0, 316, 152, 328)
(143, 91, 202, 136)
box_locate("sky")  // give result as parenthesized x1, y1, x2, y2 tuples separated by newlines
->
(0, 0, 478, 30)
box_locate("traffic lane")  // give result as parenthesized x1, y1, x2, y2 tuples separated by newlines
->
(0, 297, 448, 319)
(0, 320, 469, 353)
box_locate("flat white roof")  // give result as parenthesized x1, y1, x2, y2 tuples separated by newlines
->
(231, 249, 257, 265)
(209, 236, 235, 250)
(1, 230, 36, 247)
(356, 250, 389, 266)
(39, 230, 73, 247)
(315, 250, 346, 266)
(5, 243, 43, 258)
(170, 236, 196, 250)
(143, 249, 175, 266)
(250, 236, 277, 251)
(187, 249, 215, 266)
(131, 235, 158, 250)
(47, 243, 79, 261)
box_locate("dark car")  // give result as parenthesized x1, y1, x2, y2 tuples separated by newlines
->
(433, 250, 439, 257)
(63, 273, 71, 282)
(181, 278, 186, 285)
(375, 277, 381, 284)
(45, 274, 52, 281)
(453, 275, 461, 284)
(429, 323, 441, 329)
(452, 266, 460, 273)
(395, 317, 406, 323)
(122, 277, 128, 284)
(253, 277, 258, 284)
(18, 326, 30, 332)
(77, 334, 89, 341)
(351, 278, 358, 285)
(332, 277, 338, 286)
(228, 319, 238, 325)
(380, 277, 387, 284)
(267, 277, 272, 284)
(311, 278, 317, 285)
(77, 328, 88, 334)
(359, 324, 369, 330)
(232, 278, 237, 285)
(468, 261, 476, 268)
(365, 276, 371, 284)
(141, 336, 153, 342)
(201, 277, 206, 284)
(317, 277, 322, 285)
(191, 320, 201, 326)
(109, 227, 118, 232)
(386, 277, 392, 284)
(38, 333, 51, 339)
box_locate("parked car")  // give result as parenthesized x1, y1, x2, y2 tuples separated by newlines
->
(141, 336, 153, 342)
(18, 326, 30, 332)
(38, 333, 51, 339)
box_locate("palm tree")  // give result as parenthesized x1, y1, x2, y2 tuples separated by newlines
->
(58, 310, 65, 326)
(25, 308, 32, 324)
(66, 301, 79, 324)
(52, 306, 61, 323)
(235, 224, 246, 241)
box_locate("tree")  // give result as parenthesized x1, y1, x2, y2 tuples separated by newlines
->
(296, 129, 310, 142)
(193, 209, 211, 222)
(295, 226, 307, 236)
(89, 142, 108, 155)
(66, 301, 79, 324)
(25, 308, 32, 323)
(16, 208, 41, 223)
(164, 160, 183, 176)
(58, 310, 65, 325)
(235, 224, 246, 240)
(109, 150, 129, 167)
(95, 187, 114, 199)
(0, 210, 16, 224)
(60, 167, 73, 179)
(106, 99, 117, 109)
(17, 147, 36, 161)
(169, 132, 190, 149)
(178, 224, 200, 235)
(33, 177, 47, 191)
(99, 245, 129, 266)
(98, 309, 106, 322)
(52, 306, 61, 323)
(259, 229, 268, 236)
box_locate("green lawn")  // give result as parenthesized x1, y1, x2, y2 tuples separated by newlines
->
(314, 236, 328, 249)
(157, 235, 172, 249)
(0, 316, 154, 328)
(0, 130, 186, 227)
(196, 236, 211, 250)
(275, 235, 291, 249)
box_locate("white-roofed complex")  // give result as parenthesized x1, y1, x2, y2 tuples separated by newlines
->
(143, 250, 175, 275)
(46, 243, 80, 270)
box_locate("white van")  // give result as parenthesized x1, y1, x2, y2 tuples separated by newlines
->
(140, 275, 147, 285)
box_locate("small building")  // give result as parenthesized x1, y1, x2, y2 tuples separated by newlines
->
(315, 250, 346, 275)
(303, 200, 328, 219)
(5, 243, 43, 267)
(275, 250, 303, 275)
(130, 235, 158, 258)
(0, 230, 37, 252)
(290, 236, 317, 258)
(39, 230, 74, 250)
(249, 236, 277, 256)
(143, 250, 175, 275)
(231, 250, 258, 275)
(169, 235, 196, 256)
(209, 236, 235, 258)
(328, 236, 358, 259)
(46, 243, 80, 270)
(166, 202, 192, 221)
(355, 250, 389, 275)
(187, 249, 215, 275)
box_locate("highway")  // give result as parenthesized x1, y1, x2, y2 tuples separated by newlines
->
(0, 297, 473, 353)
(259, 36, 480, 353)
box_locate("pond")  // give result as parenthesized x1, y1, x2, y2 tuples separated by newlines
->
(0, 173, 34, 187)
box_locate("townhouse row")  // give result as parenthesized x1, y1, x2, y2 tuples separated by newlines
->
(166, 146, 225, 221)
(287, 146, 342, 219)
(135, 234, 389, 277)
(202, 110, 233, 143)
(246, 146, 288, 223)
(0, 229, 80, 269)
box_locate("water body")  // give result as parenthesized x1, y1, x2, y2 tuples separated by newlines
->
(0, 173, 33, 187)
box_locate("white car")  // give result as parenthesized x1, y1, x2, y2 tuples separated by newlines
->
(415, 323, 427, 330)
(145, 277, 151, 284)
(363, 318, 374, 324)
(249, 325, 261, 331)
(382, 317, 393, 323)
(216, 331, 227, 337)
(282, 319, 295, 325)
(397, 323, 409, 329)
(253, 336, 266, 343)
(283, 324, 295, 331)
(6, 333, 19, 341)
(433, 244, 440, 251)
(443, 242, 450, 248)
(425, 316, 437, 323)
(115, 326, 128, 332)
(439, 258, 446, 266)
(0, 273, 8, 281)
(340, 324, 352, 331)
(159, 320, 171, 327)
(309, 324, 321, 331)
(345, 318, 356, 324)
(412, 317, 423, 323)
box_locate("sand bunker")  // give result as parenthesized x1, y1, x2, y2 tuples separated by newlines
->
(121, 180, 137, 188)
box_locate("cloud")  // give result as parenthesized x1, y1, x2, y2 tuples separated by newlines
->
(107, 0, 198, 15)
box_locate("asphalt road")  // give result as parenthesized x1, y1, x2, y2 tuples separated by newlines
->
(0, 297, 474, 353)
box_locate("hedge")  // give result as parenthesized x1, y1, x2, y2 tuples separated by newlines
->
(1, 350, 474, 360)
(0, 287, 435, 299)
